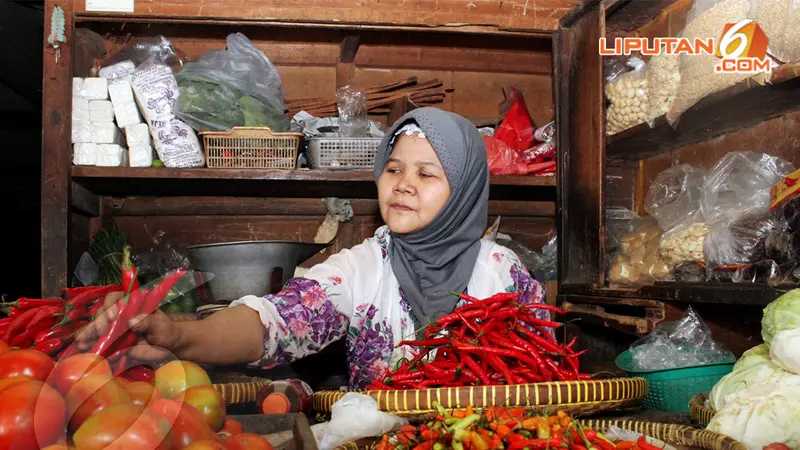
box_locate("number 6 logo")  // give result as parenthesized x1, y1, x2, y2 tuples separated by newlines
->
(718, 19, 753, 59)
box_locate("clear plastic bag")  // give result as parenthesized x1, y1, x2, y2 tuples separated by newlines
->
(175, 33, 289, 132)
(644, 164, 706, 233)
(335, 86, 369, 137)
(608, 216, 673, 287)
(751, 0, 795, 63)
(646, 50, 681, 121)
(704, 210, 779, 269)
(702, 152, 795, 226)
(766, 229, 800, 263)
(605, 57, 650, 135)
(606, 207, 640, 256)
(99, 36, 188, 82)
(733, 259, 781, 283)
(660, 222, 711, 266)
(628, 307, 735, 371)
(778, 0, 800, 63)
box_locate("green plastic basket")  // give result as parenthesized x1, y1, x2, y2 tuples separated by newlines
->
(615, 349, 734, 413)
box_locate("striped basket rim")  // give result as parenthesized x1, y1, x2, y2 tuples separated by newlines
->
(334, 419, 746, 450)
(313, 377, 648, 415)
(212, 380, 271, 405)
(689, 392, 716, 426)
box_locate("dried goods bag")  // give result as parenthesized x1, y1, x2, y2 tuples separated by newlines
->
(646, 51, 681, 121)
(704, 210, 779, 269)
(666, 0, 752, 127)
(608, 216, 673, 287)
(750, 0, 795, 63)
(131, 59, 205, 168)
(605, 57, 649, 135)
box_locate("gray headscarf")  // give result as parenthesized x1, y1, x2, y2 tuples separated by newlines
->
(373, 107, 490, 327)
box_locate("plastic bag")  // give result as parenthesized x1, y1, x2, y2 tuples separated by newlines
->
(605, 57, 649, 135)
(646, 50, 680, 121)
(99, 36, 188, 82)
(777, 0, 800, 63)
(534, 121, 555, 143)
(775, 194, 800, 232)
(644, 164, 706, 233)
(660, 222, 711, 266)
(666, 0, 751, 127)
(627, 307, 735, 371)
(733, 259, 781, 284)
(521, 141, 555, 165)
(606, 207, 639, 256)
(766, 229, 800, 263)
(493, 87, 536, 152)
(335, 86, 369, 137)
(484, 137, 556, 175)
(608, 216, 673, 287)
(704, 211, 779, 269)
(702, 152, 795, 226)
(751, 0, 795, 63)
(495, 234, 557, 281)
(175, 33, 289, 132)
(317, 393, 408, 450)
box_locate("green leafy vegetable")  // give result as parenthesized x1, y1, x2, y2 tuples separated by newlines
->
(762, 289, 800, 344)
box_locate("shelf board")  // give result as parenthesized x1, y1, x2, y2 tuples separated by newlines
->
(71, 166, 556, 199)
(606, 71, 800, 163)
(560, 282, 792, 306)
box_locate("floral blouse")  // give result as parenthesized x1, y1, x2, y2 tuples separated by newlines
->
(230, 226, 548, 389)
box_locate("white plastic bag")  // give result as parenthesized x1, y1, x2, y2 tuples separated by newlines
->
(317, 393, 408, 450)
(605, 57, 649, 135)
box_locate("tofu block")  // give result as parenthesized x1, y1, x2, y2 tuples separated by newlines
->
(99, 61, 136, 82)
(125, 123, 151, 147)
(71, 120, 92, 144)
(113, 101, 143, 129)
(73, 143, 99, 165)
(128, 144, 154, 167)
(108, 80, 136, 105)
(74, 77, 108, 100)
(91, 122, 124, 145)
(96, 144, 128, 167)
(89, 100, 115, 122)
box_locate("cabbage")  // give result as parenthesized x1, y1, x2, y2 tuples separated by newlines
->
(733, 344, 771, 371)
(770, 329, 800, 374)
(762, 288, 800, 344)
(709, 360, 783, 410)
(707, 382, 800, 450)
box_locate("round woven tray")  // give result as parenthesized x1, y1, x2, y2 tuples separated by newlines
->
(313, 378, 647, 420)
(689, 392, 716, 426)
(334, 419, 746, 450)
(212, 379, 271, 405)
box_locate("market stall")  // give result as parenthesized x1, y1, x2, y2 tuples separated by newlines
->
(14, 0, 800, 448)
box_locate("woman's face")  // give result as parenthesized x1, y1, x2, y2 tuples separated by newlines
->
(378, 133, 451, 234)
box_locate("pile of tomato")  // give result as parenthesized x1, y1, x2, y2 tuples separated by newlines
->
(0, 341, 272, 450)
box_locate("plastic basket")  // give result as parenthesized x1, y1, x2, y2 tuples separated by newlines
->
(306, 137, 382, 169)
(615, 349, 734, 413)
(200, 127, 303, 169)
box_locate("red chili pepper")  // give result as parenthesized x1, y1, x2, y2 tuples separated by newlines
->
(64, 285, 123, 312)
(106, 331, 138, 361)
(436, 308, 488, 327)
(12, 318, 58, 348)
(515, 326, 562, 355)
(509, 439, 548, 450)
(367, 380, 394, 390)
(122, 365, 155, 384)
(0, 317, 11, 327)
(24, 305, 64, 332)
(507, 330, 552, 380)
(88, 299, 106, 316)
(4, 307, 45, 342)
(1, 298, 63, 309)
(385, 372, 424, 384)
(7, 308, 21, 319)
(35, 320, 87, 344)
(519, 303, 570, 315)
(138, 269, 188, 315)
(57, 343, 80, 360)
(459, 352, 490, 385)
(636, 437, 662, 450)
(397, 337, 450, 348)
(121, 246, 140, 294)
(90, 293, 132, 357)
(34, 336, 73, 355)
(51, 306, 89, 330)
(113, 356, 129, 377)
(454, 339, 540, 369)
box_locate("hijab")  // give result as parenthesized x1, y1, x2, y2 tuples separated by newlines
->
(373, 107, 490, 327)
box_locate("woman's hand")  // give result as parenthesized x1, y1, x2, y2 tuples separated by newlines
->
(75, 291, 184, 362)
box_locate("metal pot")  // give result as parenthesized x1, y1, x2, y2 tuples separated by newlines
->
(186, 240, 330, 302)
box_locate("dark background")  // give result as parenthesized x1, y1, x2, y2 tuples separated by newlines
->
(0, 0, 44, 300)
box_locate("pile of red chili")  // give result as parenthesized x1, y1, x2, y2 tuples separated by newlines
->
(0, 246, 186, 373)
(368, 292, 590, 390)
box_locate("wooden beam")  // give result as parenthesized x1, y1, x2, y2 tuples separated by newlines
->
(605, 0, 682, 32)
(335, 35, 360, 89)
(41, 0, 73, 296)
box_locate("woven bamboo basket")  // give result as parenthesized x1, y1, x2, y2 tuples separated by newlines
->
(334, 419, 747, 450)
(689, 392, 716, 427)
(313, 378, 648, 420)
(212, 378, 271, 405)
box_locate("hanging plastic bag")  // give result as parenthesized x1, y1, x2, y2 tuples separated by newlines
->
(702, 152, 795, 226)
(493, 87, 536, 152)
(99, 35, 188, 83)
(605, 56, 649, 135)
(644, 164, 706, 233)
(666, 0, 752, 127)
(335, 86, 369, 137)
(175, 33, 289, 132)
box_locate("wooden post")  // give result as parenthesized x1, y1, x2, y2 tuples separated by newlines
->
(41, 0, 74, 296)
(335, 35, 360, 89)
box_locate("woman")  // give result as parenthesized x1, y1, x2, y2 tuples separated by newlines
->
(78, 107, 547, 388)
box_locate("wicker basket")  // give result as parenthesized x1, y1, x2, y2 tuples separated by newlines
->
(689, 392, 717, 426)
(313, 378, 647, 420)
(212, 379, 271, 405)
(306, 137, 381, 169)
(200, 127, 303, 169)
(335, 419, 747, 450)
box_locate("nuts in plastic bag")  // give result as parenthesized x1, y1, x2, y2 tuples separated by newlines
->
(605, 57, 649, 135)
(646, 50, 680, 121)
(660, 222, 711, 266)
(608, 216, 672, 287)
(627, 306, 735, 371)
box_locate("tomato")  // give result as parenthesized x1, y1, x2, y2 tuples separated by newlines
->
(73, 404, 171, 450)
(0, 341, 10, 356)
(40, 446, 71, 450)
(764, 445, 792, 450)
(220, 417, 243, 436)
(0, 380, 67, 450)
(223, 433, 274, 450)
(147, 398, 221, 448)
(0, 375, 33, 394)
(48, 354, 112, 396)
(155, 360, 211, 399)
(177, 385, 226, 431)
(0, 349, 55, 382)
(65, 375, 131, 432)
(185, 441, 227, 450)
(125, 381, 162, 407)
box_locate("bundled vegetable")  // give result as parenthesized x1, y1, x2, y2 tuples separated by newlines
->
(369, 292, 589, 390)
(376, 404, 655, 450)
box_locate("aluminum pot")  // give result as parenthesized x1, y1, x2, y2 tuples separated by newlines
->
(186, 240, 330, 302)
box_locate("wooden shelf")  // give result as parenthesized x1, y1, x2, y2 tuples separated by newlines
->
(606, 72, 800, 164)
(560, 282, 792, 306)
(71, 166, 556, 199)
